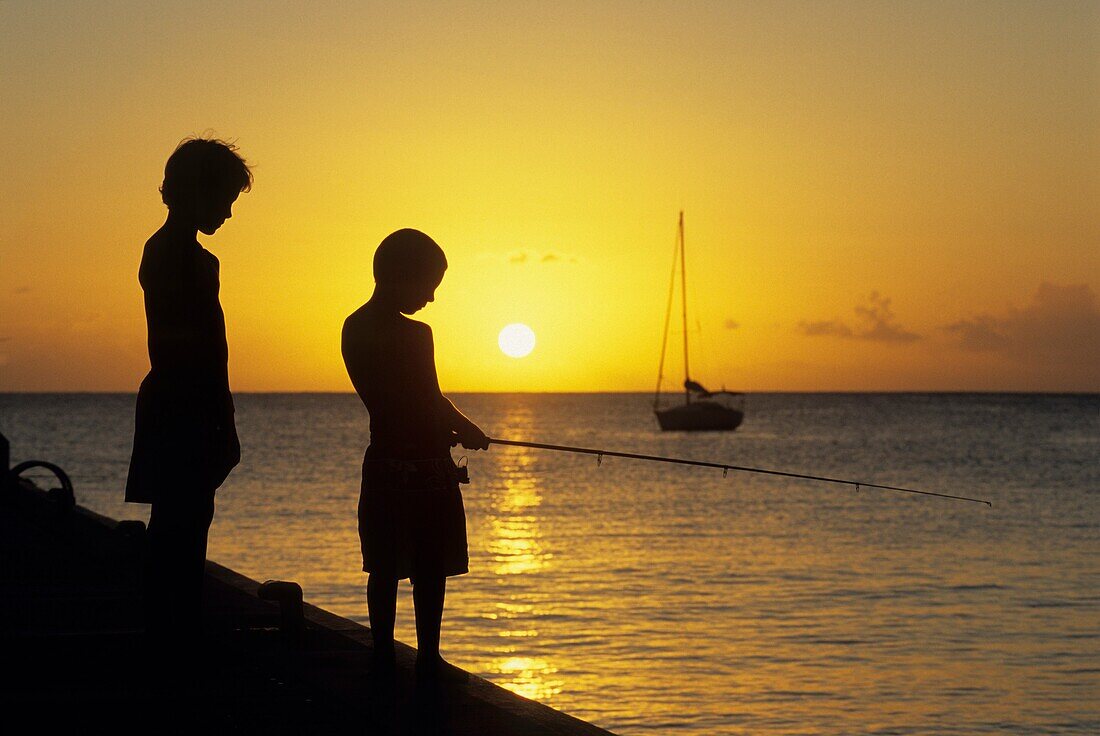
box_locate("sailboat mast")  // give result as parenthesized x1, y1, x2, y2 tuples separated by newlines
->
(679, 211, 690, 405)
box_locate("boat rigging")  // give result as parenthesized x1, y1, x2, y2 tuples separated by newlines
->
(654, 212, 744, 431)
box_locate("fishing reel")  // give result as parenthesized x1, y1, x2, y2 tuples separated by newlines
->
(454, 456, 470, 484)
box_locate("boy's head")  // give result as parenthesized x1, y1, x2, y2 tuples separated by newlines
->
(373, 229, 448, 314)
(161, 137, 252, 235)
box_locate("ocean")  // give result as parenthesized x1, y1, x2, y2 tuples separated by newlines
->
(2, 392, 1097, 735)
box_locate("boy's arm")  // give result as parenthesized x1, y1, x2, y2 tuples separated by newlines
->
(141, 248, 196, 376)
(423, 325, 489, 450)
(440, 396, 489, 449)
(341, 318, 376, 407)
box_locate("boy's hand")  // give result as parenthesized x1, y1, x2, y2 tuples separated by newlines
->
(454, 424, 490, 451)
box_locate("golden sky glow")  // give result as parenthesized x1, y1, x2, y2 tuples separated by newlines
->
(1, 1, 1097, 391)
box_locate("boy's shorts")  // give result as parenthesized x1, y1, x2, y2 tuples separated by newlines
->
(358, 456, 469, 580)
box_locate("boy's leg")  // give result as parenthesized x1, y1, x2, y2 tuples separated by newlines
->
(185, 491, 216, 625)
(411, 576, 445, 663)
(144, 488, 216, 684)
(367, 573, 399, 660)
(144, 499, 177, 639)
(145, 490, 215, 635)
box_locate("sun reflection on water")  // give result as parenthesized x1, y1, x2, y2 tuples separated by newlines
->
(489, 449, 551, 576)
(491, 656, 565, 701)
(479, 440, 563, 700)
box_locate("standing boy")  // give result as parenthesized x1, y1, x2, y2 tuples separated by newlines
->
(342, 228, 489, 679)
(126, 137, 252, 643)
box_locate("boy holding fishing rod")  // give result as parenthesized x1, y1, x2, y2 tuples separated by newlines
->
(342, 228, 489, 681)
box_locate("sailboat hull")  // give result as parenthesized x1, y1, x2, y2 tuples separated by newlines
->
(654, 401, 744, 431)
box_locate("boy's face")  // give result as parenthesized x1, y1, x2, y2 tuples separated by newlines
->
(195, 188, 240, 236)
(397, 268, 445, 315)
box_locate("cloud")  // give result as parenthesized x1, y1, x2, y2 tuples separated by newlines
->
(942, 315, 1011, 352)
(13, 286, 31, 294)
(853, 293, 921, 342)
(799, 292, 920, 342)
(508, 248, 577, 265)
(724, 319, 740, 330)
(944, 282, 1100, 368)
(799, 319, 852, 338)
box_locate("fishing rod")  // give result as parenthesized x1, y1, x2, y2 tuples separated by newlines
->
(487, 437, 992, 507)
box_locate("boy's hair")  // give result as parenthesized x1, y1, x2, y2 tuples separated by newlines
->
(160, 136, 253, 209)
(373, 229, 448, 282)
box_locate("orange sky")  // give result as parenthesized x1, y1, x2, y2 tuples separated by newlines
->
(1, 1, 1097, 392)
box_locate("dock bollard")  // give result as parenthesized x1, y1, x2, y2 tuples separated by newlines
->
(258, 580, 304, 648)
(116, 519, 147, 541)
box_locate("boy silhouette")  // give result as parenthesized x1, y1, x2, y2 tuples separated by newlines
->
(342, 228, 489, 679)
(126, 137, 252, 642)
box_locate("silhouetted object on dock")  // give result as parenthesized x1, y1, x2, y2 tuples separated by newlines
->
(259, 579, 305, 648)
(342, 228, 489, 681)
(2, 430, 76, 511)
(653, 212, 744, 431)
(125, 136, 252, 641)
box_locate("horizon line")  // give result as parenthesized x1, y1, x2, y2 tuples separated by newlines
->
(1, 389, 1097, 396)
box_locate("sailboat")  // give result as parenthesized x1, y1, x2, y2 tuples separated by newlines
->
(653, 212, 744, 432)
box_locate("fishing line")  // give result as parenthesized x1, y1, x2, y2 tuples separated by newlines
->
(486, 435, 994, 506)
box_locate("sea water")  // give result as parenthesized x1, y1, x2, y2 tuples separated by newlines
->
(2, 392, 1097, 735)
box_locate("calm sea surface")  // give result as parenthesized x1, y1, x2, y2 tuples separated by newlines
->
(2, 393, 1098, 734)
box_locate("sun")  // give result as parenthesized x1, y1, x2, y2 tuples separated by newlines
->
(498, 323, 536, 358)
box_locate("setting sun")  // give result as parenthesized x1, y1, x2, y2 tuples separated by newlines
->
(498, 323, 536, 359)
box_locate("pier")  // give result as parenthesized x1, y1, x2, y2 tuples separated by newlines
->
(1, 449, 614, 735)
